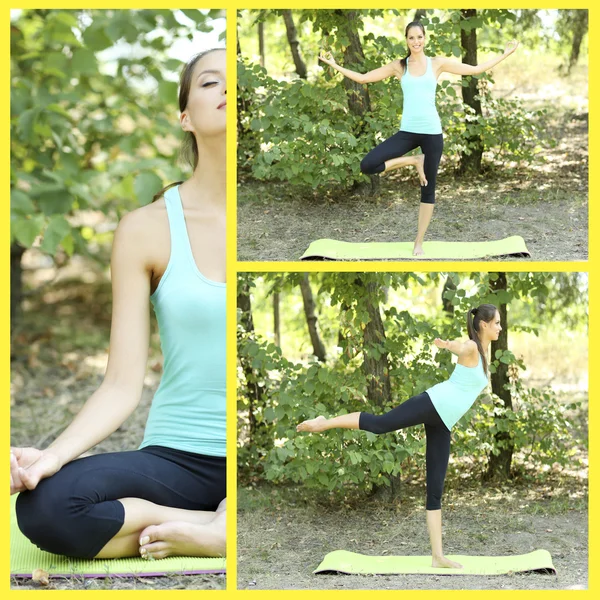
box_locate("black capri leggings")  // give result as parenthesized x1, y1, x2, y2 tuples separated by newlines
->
(360, 131, 444, 204)
(16, 445, 226, 559)
(359, 391, 450, 510)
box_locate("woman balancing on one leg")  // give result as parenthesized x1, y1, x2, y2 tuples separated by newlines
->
(297, 304, 501, 568)
(319, 22, 518, 256)
(10, 49, 227, 560)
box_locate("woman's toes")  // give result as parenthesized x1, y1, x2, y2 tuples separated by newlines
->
(141, 540, 169, 558)
(139, 525, 164, 547)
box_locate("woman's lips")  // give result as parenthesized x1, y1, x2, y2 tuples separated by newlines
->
(218, 101, 226, 109)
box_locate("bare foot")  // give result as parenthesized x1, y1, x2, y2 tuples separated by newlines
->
(139, 511, 226, 559)
(413, 242, 424, 256)
(432, 555, 463, 569)
(296, 416, 327, 433)
(414, 154, 428, 186)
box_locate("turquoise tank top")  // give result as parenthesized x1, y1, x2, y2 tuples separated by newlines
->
(139, 185, 226, 457)
(426, 354, 488, 430)
(400, 56, 442, 135)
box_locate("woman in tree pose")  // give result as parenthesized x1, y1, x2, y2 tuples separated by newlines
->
(319, 21, 518, 256)
(11, 48, 227, 561)
(297, 304, 501, 569)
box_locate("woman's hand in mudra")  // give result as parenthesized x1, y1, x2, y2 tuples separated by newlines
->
(10, 447, 61, 494)
(318, 50, 337, 67)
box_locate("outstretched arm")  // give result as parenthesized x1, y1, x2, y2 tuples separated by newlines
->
(437, 40, 518, 76)
(433, 338, 476, 357)
(319, 50, 400, 84)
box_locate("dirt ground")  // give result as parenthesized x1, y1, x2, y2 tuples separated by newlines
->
(10, 272, 226, 591)
(237, 108, 588, 263)
(237, 480, 587, 591)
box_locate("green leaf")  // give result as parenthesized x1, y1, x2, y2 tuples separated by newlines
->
(17, 107, 40, 141)
(158, 81, 178, 101)
(40, 215, 72, 255)
(11, 189, 36, 215)
(37, 190, 73, 215)
(12, 215, 45, 247)
(82, 26, 113, 52)
(134, 171, 163, 206)
(182, 10, 208, 25)
(71, 48, 98, 76)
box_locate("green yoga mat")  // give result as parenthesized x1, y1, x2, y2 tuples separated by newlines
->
(300, 236, 530, 260)
(315, 549, 555, 575)
(10, 495, 226, 579)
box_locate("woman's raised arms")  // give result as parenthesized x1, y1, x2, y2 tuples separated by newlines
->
(435, 40, 518, 77)
(319, 50, 401, 84)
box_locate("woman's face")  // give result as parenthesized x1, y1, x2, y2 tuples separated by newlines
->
(406, 27, 425, 53)
(181, 49, 226, 140)
(484, 311, 502, 341)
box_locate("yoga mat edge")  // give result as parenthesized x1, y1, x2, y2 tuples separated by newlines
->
(300, 236, 531, 261)
(314, 549, 556, 576)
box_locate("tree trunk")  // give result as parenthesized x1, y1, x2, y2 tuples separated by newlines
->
(335, 9, 378, 194)
(441, 275, 456, 315)
(300, 274, 326, 362)
(484, 272, 515, 481)
(282, 10, 307, 79)
(361, 280, 391, 408)
(237, 282, 262, 443)
(258, 21, 265, 67)
(11, 242, 26, 337)
(568, 10, 588, 73)
(359, 280, 397, 500)
(273, 291, 281, 348)
(458, 9, 483, 175)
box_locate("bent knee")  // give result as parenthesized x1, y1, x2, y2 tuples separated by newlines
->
(16, 490, 94, 558)
(360, 157, 382, 175)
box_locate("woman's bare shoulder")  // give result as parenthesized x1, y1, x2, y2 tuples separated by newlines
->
(113, 199, 169, 264)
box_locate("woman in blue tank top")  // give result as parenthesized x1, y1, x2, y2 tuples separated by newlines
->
(298, 304, 501, 569)
(319, 21, 518, 256)
(11, 49, 227, 562)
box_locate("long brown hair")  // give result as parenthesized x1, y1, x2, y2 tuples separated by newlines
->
(152, 48, 225, 203)
(400, 21, 426, 73)
(466, 304, 498, 375)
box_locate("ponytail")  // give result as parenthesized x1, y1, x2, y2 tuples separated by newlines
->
(466, 304, 498, 376)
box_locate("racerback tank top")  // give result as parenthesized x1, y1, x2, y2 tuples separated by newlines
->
(400, 55, 443, 135)
(139, 185, 226, 457)
(426, 354, 488, 430)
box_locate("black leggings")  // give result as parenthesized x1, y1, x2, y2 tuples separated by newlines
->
(360, 131, 444, 204)
(359, 392, 450, 510)
(15, 445, 226, 559)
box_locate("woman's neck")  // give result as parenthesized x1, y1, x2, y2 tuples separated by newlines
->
(184, 135, 226, 209)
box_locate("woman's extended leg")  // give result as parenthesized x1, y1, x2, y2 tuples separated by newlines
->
(360, 131, 426, 184)
(16, 446, 225, 559)
(297, 392, 460, 568)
